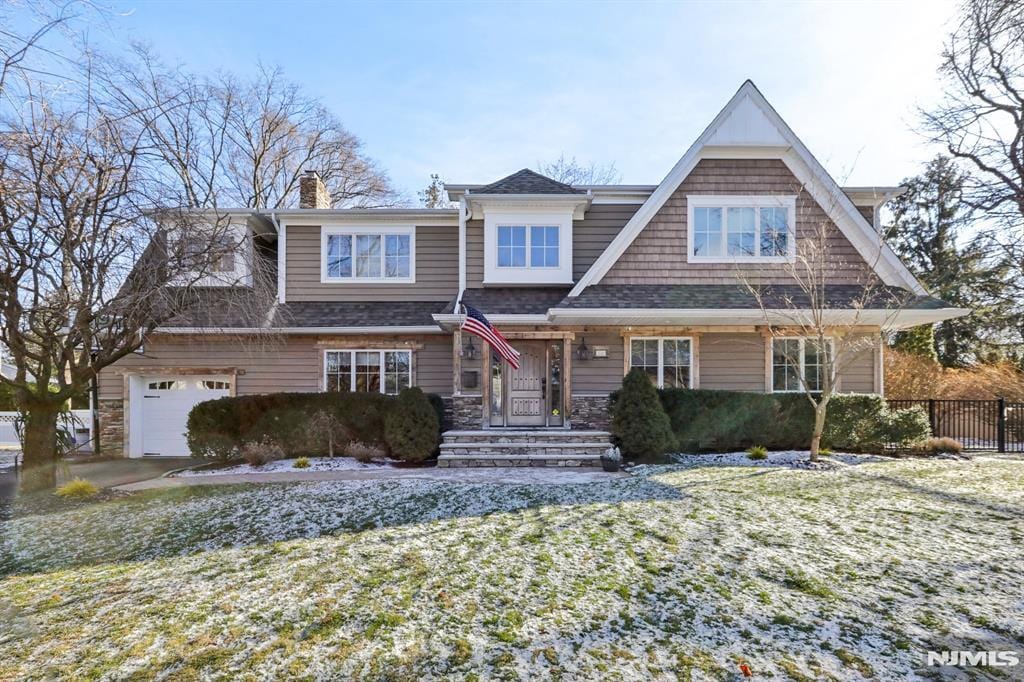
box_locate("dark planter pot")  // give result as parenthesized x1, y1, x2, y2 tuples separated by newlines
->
(600, 457, 620, 473)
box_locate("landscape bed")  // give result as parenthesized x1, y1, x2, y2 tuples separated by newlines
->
(0, 456, 1022, 679)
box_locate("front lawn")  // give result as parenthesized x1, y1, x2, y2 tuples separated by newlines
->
(1, 457, 1022, 679)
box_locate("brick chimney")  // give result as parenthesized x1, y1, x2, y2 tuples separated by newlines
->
(299, 170, 331, 209)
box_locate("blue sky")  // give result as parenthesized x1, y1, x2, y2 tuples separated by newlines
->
(101, 0, 956, 201)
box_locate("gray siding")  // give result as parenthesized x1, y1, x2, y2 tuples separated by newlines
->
(99, 333, 455, 400)
(466, 219, 485, 288)
(842, 344, 877, 393)
(285, 224, 458, 301)
(603, 159, 876, 286)
(571, 333, 624, 394)
(699, 334, 766, 392)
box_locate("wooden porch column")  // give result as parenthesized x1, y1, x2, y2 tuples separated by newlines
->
(452, 329, 462, 396)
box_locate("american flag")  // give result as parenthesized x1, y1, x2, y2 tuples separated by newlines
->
(461, 304, 520, 370)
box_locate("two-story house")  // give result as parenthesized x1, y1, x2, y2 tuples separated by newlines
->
(97, 81, 967, 462)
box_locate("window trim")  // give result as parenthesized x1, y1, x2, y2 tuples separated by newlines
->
(495, 223, 561, 270)
(322, 349, 413, 395)
(687, 195, 796, 263)
(627, 336, 695, 389)
(482, 210, 573, 285)
(320, 225, 416, 283)
(770, 337, 834, 393)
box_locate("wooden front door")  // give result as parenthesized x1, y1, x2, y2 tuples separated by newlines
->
(506, 342, 546, 426)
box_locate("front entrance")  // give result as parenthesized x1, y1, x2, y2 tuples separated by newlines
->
(487, 339, 565, 428)
(507, 342, 546, 426)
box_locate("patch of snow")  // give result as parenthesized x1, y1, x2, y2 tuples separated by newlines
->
(664, 450, 891, 470)
(174, 457, 393, 477)
(0, 452, 17, 470)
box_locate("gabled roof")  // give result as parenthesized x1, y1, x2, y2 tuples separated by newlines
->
(475, 169, 586, 195)
(568, 80, 926, 297)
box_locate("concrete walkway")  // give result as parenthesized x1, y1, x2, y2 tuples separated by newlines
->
(114, 466, 626, 492)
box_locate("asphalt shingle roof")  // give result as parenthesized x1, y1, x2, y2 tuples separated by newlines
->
(444, 287, 573, 316)
(276, 301, 450, 328)
(553, 284, 951, 311)
(475, 169, 585, 195)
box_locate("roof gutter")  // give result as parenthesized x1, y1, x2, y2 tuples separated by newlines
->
(155, 325, 446, 335)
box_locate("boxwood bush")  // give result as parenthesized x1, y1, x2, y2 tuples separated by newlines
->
(186, 391, 443, 461)
(611, 387, 929, 454)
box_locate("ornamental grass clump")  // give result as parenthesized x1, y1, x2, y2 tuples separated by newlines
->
(746, 445, 768, 460)
(55, 478, 98, 499)
(611, 368, 676, 461)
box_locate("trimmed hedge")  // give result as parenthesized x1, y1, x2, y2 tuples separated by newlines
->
(186, 391, 443, 461)
(612, 388, 930, 454)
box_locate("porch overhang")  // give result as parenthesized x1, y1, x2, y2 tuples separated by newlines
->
(546, 307, 971, 330)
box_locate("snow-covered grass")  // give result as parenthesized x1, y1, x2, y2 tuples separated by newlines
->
(1, 456, 1022, 679)
(175, 456, 394, 477)
(668, 450, 891, 469)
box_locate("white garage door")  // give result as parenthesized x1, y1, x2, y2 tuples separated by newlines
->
(140, 376, 231, 457)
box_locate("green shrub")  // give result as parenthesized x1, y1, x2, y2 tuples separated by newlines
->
(652, 389, 930, 453)
(384, 387, 440, 462)
(293, 456, 311, 469)
(746, 445, 768, 460)
(55, 478, 98, 499)
(187, 391, 443, 460)
(610, 369, 676, 461)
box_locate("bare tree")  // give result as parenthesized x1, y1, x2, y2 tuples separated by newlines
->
(536, 154, 622, 185)
(922, 0, 1024, 297)
(418, 173, 454, 208)
(0, 41, 274, 491)
(740, 202, 908, 461)
(101, 52, 402, 210)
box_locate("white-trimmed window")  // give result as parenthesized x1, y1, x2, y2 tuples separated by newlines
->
(321, 226, 415, 282)
(688, 196, 796, 262)
(771, 338, 831, 393)
(497, 224, 559, 268)
(629, 337, 693, 388)
(324, 350, 411, 395)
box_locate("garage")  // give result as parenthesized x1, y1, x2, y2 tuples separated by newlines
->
(134, 375, 232, 457)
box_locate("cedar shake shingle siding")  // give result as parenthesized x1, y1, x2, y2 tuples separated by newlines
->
(285, 224, 458, 301)
(573, 204, 641, 280)
(601, 159, 876, 286)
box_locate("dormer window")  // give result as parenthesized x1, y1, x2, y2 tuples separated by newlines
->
(483, 210, 574, 285)
(170, 222, 252, 287)
(497, 224, 559, 268)
(687, 196, 796, 262)
(321, 226, 415, 283)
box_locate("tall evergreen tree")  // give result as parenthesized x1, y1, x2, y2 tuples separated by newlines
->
(884, 155, 1017, 367)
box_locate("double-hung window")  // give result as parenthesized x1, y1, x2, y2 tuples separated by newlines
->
(629, 337, 693, 388)
(497, 224, 559, 268)
(688, 196, 795, 261)
(323, 227, 414, 282)
(324, 350, 411, 395)
(771, 338, 830, 393)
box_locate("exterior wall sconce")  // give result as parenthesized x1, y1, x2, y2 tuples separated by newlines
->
(464, 336, 478, 360)
(576, 337, 592, 361)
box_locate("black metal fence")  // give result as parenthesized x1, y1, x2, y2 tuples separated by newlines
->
(887, 399, 1024, 453)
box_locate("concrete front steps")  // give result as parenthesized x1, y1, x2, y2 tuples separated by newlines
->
(438, 429, 614, 468)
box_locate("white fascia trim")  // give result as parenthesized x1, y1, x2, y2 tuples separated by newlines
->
(280, 213, 457, 227)
(156, 326, 445, 335)
(569, 80, 927, 297)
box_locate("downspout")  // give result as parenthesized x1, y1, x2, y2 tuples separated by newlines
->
(457, 195, 468, 309)
(270, 212, 285, 304)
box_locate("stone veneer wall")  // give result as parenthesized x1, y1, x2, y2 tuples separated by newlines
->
(98, 399, 125, 457)
(449, 395, 483, 430)
(571, 395, 612, 431)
